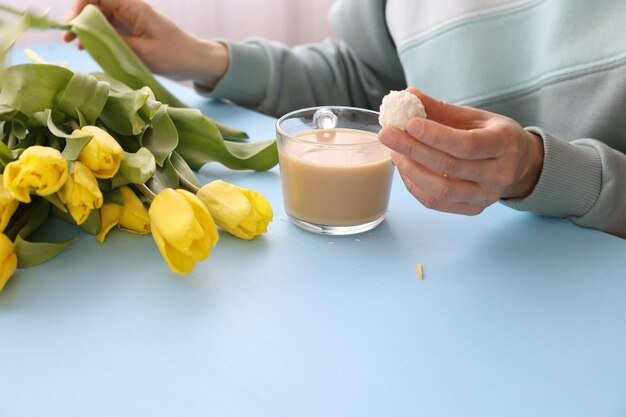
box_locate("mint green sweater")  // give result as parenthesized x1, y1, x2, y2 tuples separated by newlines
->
(202, 0, 626, 238)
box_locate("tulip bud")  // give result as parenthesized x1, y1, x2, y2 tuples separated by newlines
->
(196, 180, 272, 240)
(75, 125, 124, 179)
(3, 146, 68, 203)
(58, 161, 104, 225)
(96, 186, 150, 243)
(149, 188, 218, 274)
(118, 186, 150, 234)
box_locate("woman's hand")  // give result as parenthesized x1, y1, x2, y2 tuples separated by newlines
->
(63, 0, 228, 89)
(378, 88, 544, 215)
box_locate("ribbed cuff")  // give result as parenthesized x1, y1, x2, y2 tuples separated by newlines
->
(193, 39, 270, 108)
(501, 127, 602, 218)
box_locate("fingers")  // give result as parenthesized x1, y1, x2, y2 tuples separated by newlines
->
(63, 0, 89, 42)
(63, 0, 141, 42)
(402, 88, 511, 159)
(396, 164, 487, 216)
(392, 152, 499, 207)
(379, 89, 527, 215)
(65, 0, 90, 22)
(382, 128, 504, 182)
(405, 87, 491, 129)
(380, 113, 509, 161)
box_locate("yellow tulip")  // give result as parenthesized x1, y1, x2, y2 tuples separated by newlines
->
(0, 175, 19, 233)
(57, 161, 103, 225)
(196, 180, 273, 240)
(97, 203, 124, 243)
(96, 186, 150, 243)
(149, 188, 218, 274)
(0, 233, 17, 293)
(118, 186, 151, 234)
(3, 146, 68, 203)
(75, 125, 124, 179)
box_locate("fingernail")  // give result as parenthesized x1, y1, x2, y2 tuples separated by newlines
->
(390, 151, 401, 164)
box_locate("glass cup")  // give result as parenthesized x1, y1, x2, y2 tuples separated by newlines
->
(276, 106, 394, 235)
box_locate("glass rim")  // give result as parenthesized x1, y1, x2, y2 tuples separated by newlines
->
(276, 106, 383, 149)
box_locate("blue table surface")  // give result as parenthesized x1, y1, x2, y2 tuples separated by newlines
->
(1, 44, 625, 417)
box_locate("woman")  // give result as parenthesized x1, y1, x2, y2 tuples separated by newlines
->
(66, 0, 626, 237)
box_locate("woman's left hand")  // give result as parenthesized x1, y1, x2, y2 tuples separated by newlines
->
(378, 87, 544, 215)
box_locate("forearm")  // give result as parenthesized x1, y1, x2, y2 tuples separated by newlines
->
(194, 0, 405, 117)
(155, 36, 228, 89)
(501, 127, 626, 238)
(196, 37, 403, 117)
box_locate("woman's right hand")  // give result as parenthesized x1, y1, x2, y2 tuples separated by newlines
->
(64, 0, 229, 89)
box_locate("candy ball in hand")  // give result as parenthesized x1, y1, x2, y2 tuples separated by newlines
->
(379, 90, 426, 130)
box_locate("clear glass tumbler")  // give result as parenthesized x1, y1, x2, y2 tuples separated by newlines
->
(276, 106, 394, 235)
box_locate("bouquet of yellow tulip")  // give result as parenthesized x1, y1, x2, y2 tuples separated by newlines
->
(0, 4, 276, 291)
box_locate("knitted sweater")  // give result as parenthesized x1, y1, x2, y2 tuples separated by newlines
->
(201, 0, 626, 238)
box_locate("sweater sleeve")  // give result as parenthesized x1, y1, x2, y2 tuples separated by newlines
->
(194, 0, 406, 117)
(501, 127, 626, 238)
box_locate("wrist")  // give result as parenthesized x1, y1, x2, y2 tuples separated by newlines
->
(503, 130, 544, 199)
(188, 39, 229, 90)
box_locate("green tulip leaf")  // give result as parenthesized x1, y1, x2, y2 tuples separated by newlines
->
(112, 147, 156, 187)
(146, 157, 179, 194)
(57, 71, 110, 124)
(10, 119, 26, 140)
(76, 108, 87, 128)
(141, 105, 178, 167)
(89, 72, 132, 93)
(100, 88, 152, 136)
(35, 109, 93, 160)
(0, 139, 14, 165)
(214, 121, 249, 141)
(170, 151, 200, 188)
(44, 193, 68, 213)
(0, 12, 26, 88)
(69, 5, 187, 108)
(14, 234, 77, 268)
(168, 107, 277, 171)
(17, 198, 50, 239)
(0, 104, 19, 120)
(79, 206, 101, 235)
(62, 135, 94, 161)
(51, 204, 101, 235)
(103, 188, 124, 205)
(0, 64, 73, 115)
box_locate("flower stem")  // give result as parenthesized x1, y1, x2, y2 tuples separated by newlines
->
(0, 4, 23, 15)
(0, 4, 71, 30)
(5, 201, 39, 241)
(178, 174, 200, 193)
(134, 182, 156, 201)
(7, 130, 16, 149)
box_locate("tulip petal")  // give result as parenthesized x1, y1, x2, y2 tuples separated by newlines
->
(75, 126, 124, 179)
(3, 146, 69, 203)
(151, 227, 196, 274)
(97, 203, 123, 243)
(0, 233, 17, 292)
(149, 188, 218, 274)
(118, 186, 150, 234)
(196, 180, 272, 240)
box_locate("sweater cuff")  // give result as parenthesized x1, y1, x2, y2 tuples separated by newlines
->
(193, 39, 270, 108)
(501, 127, 602, 218)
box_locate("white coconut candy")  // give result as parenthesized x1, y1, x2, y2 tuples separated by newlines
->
(378, 90, 426, 130)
